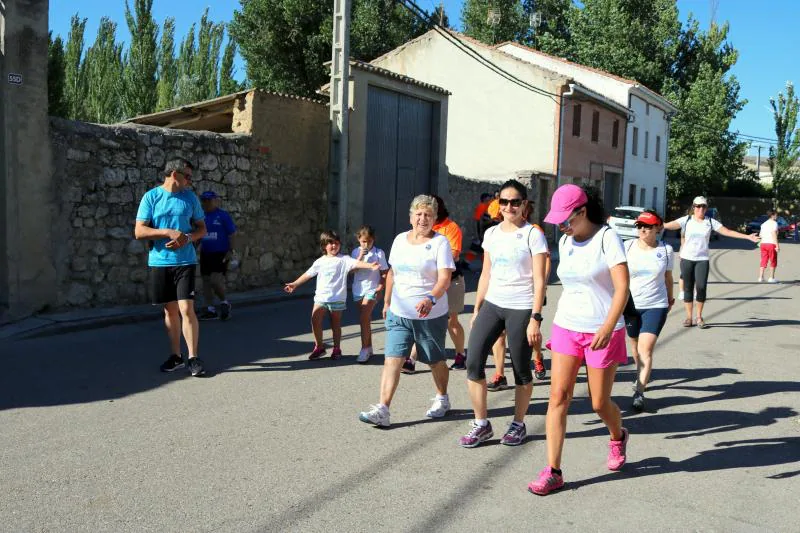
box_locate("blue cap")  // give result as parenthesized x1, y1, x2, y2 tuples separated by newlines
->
(200, 191, 218, 200)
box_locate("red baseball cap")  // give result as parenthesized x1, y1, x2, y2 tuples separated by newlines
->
(635, 211, 662, 225)
(544, 184, 588, 224)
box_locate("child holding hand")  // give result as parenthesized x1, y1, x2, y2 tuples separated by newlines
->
(285, 230, 380, 360)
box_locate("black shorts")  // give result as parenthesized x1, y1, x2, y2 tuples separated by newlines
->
(149, 265, 197, 304)
(200, 252, 227, 276)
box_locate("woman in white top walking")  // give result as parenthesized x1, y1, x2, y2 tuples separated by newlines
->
(459, 180, 548, 448)
(663, 196, 758, 329)
(528, 185, 630, 496)
(358, 195, 456, 427)
(623, 210, 674, 412)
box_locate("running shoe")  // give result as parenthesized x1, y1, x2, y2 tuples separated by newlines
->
(533, 358, 546, 380)
(219, 302, 232, 321)
(450, 353, 467, 370)
(160, 354, 185, 372)
(501, 422, 527, 446)
(198, 309, 218, 321)
(309, 345, 326, 360)
(331, 347, 343, 360)
(632, 391, 645, 412)
(487, 374, 507, 392)
(528, 467, 565, 496)
(359, 404, 390, 427)
(425, 396, 451, 418)
(357, 347, 373, 364)
(401, 358, 416, 374)
(459, 421, 494, 448)
(768, 278, 777, 283)
(757, 277, 764, 283)
(188, 357, 206, 377)
(607, 427, 629, 471)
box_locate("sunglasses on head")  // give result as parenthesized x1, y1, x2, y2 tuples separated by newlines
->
(498, 198, 524, 207)
(693, 204, 707, 209)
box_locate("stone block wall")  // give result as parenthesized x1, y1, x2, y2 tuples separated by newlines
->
(50, 118, 327, 308)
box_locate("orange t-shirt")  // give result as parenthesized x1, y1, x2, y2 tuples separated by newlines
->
(433, 218, 462, 258)
(473, 202, 490, 220)
(487, 199, 501, 220)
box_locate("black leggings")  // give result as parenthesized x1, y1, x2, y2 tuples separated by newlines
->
(466, 300, 533, 385)
(680, 258, 710, 302)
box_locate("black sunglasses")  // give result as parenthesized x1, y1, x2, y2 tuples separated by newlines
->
(498, 198, 524, 207)
(635, 223, 655, 229)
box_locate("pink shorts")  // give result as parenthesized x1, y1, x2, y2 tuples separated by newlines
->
(546, 324, 628, 369)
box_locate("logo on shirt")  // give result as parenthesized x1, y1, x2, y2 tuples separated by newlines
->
(656, 253, 662, 258)
(425, 244, 431, 250)
(516, 233, 523, 239)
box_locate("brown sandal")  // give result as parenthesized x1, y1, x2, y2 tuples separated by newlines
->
(683, 318, 694, 327)
(697, 317, 708, 329)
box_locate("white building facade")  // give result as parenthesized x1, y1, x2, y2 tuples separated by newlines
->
(499, 42, 678, 215)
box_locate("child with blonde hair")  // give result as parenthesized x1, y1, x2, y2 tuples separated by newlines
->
(350, 225, 389, 363)
(285, 230, 379, 360)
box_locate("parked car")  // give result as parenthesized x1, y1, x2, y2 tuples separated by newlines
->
(607, 206, 646, 240)
(745, 215, 792, 239)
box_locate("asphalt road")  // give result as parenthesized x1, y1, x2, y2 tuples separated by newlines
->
(2, 236, 799, 532)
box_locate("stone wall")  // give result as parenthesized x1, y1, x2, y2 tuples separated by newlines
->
(51, 118, 327, 308)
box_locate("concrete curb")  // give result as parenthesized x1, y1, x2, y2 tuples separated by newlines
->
(0, 286, 314, 341)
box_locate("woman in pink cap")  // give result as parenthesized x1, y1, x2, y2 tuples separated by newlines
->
(528, 184, 630, 496)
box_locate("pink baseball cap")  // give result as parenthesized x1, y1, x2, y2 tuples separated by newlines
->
(544, 184, 588, 224)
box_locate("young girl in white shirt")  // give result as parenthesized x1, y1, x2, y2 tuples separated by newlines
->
(285, 230, 379, 360)
(350, 225, 389, 364)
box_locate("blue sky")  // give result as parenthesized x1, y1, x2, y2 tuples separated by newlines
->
(50, 0, 799, 155)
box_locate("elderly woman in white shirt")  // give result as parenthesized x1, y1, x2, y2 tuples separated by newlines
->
(358, 195, 455, 428)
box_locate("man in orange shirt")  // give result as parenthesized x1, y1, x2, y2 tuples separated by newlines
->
(486, 190, 502, 222)
(402, 195, 467, 373)
(472, 193, 493, 240)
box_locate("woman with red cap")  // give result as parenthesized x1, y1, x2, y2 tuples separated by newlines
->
(663, 196, 758, 329)
(528, 184, 630, 496)
(623, 210, 674, 412)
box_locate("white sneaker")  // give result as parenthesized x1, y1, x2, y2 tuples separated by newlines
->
(426, 396, 451, 418)
(357, 347, 373, 364)
(768, 278, 777, 283)
(757, 277, 764, 283)
(359, 404, 390, 427)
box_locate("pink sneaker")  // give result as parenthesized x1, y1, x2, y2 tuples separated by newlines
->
(607, 427, 629, 471)
(528, 466, 564, 495)
(309, 345, 326, 360)
(331, 347, 342, 360)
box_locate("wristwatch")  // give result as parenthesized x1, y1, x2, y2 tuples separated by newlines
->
(184, 233, 192, 243)
(531, 312, 544, 322)
(427, 294, 437, 305)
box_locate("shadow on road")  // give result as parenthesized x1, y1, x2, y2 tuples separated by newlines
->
(570, 436, 800, 490)
(706, 318, 800, 328)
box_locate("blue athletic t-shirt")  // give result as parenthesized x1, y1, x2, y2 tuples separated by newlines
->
(201, 209, 237, 253)
(135, 186, 204, 267)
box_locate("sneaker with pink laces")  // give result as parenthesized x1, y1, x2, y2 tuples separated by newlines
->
(331, 347, 343, 360)
(607, 427, 629, 471)
(527, 466, 564, 495)
(309, 345, 326, 360)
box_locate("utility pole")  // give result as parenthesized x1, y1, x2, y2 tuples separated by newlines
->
(755, 145, 762, 181)
(330, 0, 352, 236)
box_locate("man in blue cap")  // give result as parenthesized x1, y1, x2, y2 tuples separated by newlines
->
(198, 190, 238, 320)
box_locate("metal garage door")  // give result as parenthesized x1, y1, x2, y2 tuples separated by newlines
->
(363, 86, 434, 250)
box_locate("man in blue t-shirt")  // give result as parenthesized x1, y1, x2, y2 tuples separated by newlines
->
(198, 190, 238, 321)
(134, 158, 208, 376)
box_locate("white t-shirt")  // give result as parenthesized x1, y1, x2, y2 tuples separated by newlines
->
(482, 223, 549, 310)
(759, 219, 778, 245)
(350, 246, 389, 297)
(554, 227, 627, 333)
(388, 232, 455, 320)
(304, 254, 359, 303)
(679, 216, 722, 261)
(625, 240, 674, 309)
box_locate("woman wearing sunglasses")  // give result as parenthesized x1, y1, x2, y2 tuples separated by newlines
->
(461, 180, 548, 448)
(529, 184, 629, 496)
(623, 210, 674, 412)
(663, 196, 758, 329)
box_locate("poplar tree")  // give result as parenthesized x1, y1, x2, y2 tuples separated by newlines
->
(64, 14, 88, 120)
(461, 0, 527, 45)
(769, 82, 800, 201)
(83, 17, 124, 123)
(122, 0, 159, 118)
(48, 33, 68, 118)
(219, 38, 241, 96)
(156, 17, 177, 111)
